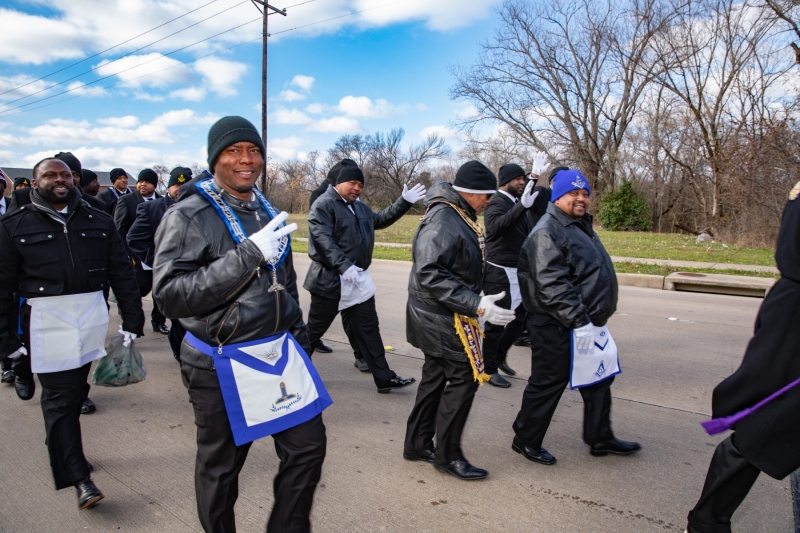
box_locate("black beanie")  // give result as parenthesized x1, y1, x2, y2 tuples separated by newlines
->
(168, 166, 193, 188)
(54, 152, 81, 173)
(498, 163, 526, 186)
(453, 160, 497, 194)
(79, 169, 97, 188)
(207, 116, 265, 172)
(336, 159, 364, 185)
(14, 177, 30, 188)
(138, 168, 159, 186)
(110, 168, 127, 183)
(326, 160, 345, 185)
(547, 165, 569, 184)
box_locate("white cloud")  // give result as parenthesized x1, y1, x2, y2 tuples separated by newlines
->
(194, 57, 247, 97)
(279, 90, 306, 102)
(272, 108, 313, 126)
(97, 116, 140, 128)
(305, 103, 327, 114)
(134, 92, 165, 102)
(0, 75, 54, 102)
(66, 82, 108, 97)
(338, 96, 404, 118)
(95, 54, 193, 88)
(290, 75, 315, 92)
(170, 86, 207, 102)
(420, 125, 461, 143)
(309, 116, 363, 134)
(268, 136, 305, 160)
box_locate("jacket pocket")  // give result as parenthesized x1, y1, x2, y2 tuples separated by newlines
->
(20, 278, 64, 296)
(77, 229, 110, 261)
(214, 302, 240, 348)
(15, 231, 60, 265)
(87, 267, 107, 292)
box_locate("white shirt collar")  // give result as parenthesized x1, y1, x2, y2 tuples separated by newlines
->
(498, 189, 518, 203)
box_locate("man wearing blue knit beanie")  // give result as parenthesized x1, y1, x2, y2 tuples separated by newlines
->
(511, 169, 640, 466)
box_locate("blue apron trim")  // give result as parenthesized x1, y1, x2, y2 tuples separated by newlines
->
(568, 328, 621, 390)
(185, 331, 333, 445)
(17, 297, 26, 335)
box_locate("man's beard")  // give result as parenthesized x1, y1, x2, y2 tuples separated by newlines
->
(504, 183, 522, 198)
(40, 186, 75, 205)
(231, 183, 255, 194)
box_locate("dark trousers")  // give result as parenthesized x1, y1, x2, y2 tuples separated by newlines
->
(405, 355, 479, 464)
(38, 362, 93, 490)
(135, 268, 166, 325)
(305, 294, 395, 387)
(482, 278, 525, 374)
(687, 435, 761, 533)
(14, 354, 91, 400)
(181, 364, 327, 533)
(1, 356, 11, 372)
(512, 320, 615, 448)
(168, 319, 186, 361)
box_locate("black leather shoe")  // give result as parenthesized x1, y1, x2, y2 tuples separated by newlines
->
(488, 373, 511, 388)
(512, 335, 530, 347)
(498, 362, 516, 376)
(1, 369, 15, 384)
(512, 437, 556, 465)
(81, 398, 96, 415)
(15, 377, 34, 400)
(377, 376, 415, 393)
(152, 322, 169, 335)
(314, 340, 333, 354)
(433, 460, 488, 480)
(590, 439, 641, 456)
(75, 478, 104, 509)
(353, 358, 370, 372)
(403, 448, 436, 463)
(87, 462, 94, 472)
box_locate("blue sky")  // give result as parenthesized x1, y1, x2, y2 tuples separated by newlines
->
(0, 0, 498, 174)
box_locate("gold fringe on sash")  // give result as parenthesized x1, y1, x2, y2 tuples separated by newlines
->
(454, 313, 491, 385)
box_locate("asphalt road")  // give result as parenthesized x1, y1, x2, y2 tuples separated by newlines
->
(0, 255, 793, 533)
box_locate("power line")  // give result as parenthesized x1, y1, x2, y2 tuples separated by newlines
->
(0, 0, 251, 109)
(0, 0, 225, 98)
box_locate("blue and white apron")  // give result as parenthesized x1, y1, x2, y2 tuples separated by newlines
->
(185, 331, 333, 446)
(569, 325, 621, 389)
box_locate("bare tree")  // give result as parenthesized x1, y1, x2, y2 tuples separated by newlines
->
(756, 0, 800, 63)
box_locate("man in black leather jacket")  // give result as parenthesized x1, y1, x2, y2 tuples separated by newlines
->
(512, 169, 640, 467)
(304, 158, 420, 393)
(152, 116, 326, 533)
(403, 161, 515, 481)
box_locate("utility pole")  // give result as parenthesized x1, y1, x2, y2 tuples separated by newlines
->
(250, 0, 286, 192)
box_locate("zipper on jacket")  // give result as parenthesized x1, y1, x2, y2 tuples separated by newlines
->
(215, 303, 240, 354)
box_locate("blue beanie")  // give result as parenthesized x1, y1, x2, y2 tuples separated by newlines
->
(550, 169, 591, 202)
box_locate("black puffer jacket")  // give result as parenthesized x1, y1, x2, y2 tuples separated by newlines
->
(406, 182, 484, 361)
(152, 184, 309, 370)
(304, 184, 412, 299)
(519, 202, 618, 329)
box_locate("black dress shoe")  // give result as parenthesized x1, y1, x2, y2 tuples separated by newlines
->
(353, 358, 370, 372)
(590, 438, 641, 456)
(433, 460, 488, 480)
(1, 369, 15, 384)
(87, 462, 94, 472)
(314, 340, 333, 354)
(75, 478, 104, 509)
(152, 322, 170, 335)
(498, 362, 516, 376)
(512, 437, 556, 465)
(512, 335, 531, 347)
(81, 398, 96, 415)
(488, 373, 511, 388)
(403, 448, 436, 463)
(15, 377, 35, 400)
(377, 376, 415, 393)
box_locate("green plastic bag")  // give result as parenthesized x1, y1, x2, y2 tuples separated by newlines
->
(92, 332, 146, 386)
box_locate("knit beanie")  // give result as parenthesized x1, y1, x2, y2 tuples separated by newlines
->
(453, 160, 497, 194)
(546, 165, 570, 184)
(336, 159, 364, 185)
(207, 116, 265, 172)
(550, 169, 591, 202)
(326, 160, 345, 185)
(79, 169, 97, 188)
(498, 163, 526, 186)
(54, 152, 81, 173)
(138, 168, 159, 186)
(168, 166, 193, 188)
(110, 168, 127, 183)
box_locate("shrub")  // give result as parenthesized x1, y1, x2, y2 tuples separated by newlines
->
(596, 180, 652, 231)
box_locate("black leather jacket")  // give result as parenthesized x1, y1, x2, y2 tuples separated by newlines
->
(0, 191, 144, 354)
(518, 203, 618, 329)
(152, 185, 309, 370)
(406, 182, 484, 362)
(304, 184, 412, 299)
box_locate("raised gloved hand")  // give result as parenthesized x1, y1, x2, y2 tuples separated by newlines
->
(7, 346, 27, 359)
(520, 179, 540, 209)
(477, 292, 517, 326)
(402, 183, 427, 204)
(247, 211, 298, 263)
(119, 326, 138, 348)
(530, 150, 549, 177)
(573, 323, 594, 351)
(342, 264, 364, 285)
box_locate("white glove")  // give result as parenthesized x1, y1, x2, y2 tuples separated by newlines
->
(401, 183, 427, 204)
(573, 323, 594, 351)
(7, 346, 27, 359)
(119, 326, 138, 348)
(530, 151, 549, 177)
(247, 211, 298, 263)
(477, 292, 516, 326)
(342, 265, 363, 285)
(520, 180, 540, 209)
